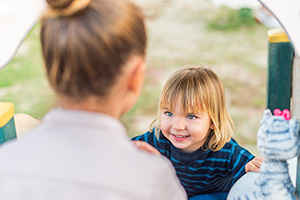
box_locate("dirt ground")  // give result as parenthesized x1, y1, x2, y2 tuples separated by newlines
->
(126, 0, 269, 156)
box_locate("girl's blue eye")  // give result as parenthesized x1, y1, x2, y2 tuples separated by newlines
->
(165, 111, 173, 117)
(187, 115, 196, 120)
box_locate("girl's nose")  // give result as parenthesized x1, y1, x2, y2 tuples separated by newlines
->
(172, 117, 185, 130)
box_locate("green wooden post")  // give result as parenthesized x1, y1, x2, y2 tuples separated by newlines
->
(0, 102, 17, 144)
(266, 29, 294, 112)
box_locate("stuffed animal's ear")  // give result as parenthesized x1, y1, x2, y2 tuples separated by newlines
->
(260, 109, 272, 126)
(289, 118, 300, 138)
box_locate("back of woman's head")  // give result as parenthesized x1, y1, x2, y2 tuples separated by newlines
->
(41, 0, 146, 101)
(154, 66, 233, 151)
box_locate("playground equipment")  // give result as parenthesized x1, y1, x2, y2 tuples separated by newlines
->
(0, 0, 300, 199)
(0, 0, 45, 70)
(0, 0, 44, 138)
(0, 102, 16, 144)
(228, 0, 300, 199)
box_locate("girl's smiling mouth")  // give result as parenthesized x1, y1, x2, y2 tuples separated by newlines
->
(172, 134, 189, 141)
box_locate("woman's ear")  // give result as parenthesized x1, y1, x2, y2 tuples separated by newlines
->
(127, 56, 146, 94)
(108, 56, 146, 118)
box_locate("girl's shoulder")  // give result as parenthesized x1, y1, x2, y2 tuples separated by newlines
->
(222, 138, 254, 158)
(131, 128, 169, 143)
(131, 128, 171, 153)
(222, 138, 241, 150)
(131, 130, 154, 141)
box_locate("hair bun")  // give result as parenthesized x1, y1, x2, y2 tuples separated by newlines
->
(46, 0, 73, 9)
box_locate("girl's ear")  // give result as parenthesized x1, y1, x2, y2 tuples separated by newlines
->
(210, 123, 214, 130)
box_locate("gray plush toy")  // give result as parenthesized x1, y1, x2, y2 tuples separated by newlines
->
(234, 109, 300, 200)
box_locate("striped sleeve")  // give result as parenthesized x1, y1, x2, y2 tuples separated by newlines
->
(230, 140, 255, 182)
(131, 130, 158, 149)
(131, 130, 171, 157)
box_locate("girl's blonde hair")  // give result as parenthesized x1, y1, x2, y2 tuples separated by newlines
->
(151, 66, 234, 151)
(41, 0, 146, 101)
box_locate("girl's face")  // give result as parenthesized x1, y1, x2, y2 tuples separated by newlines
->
(160, 96, 214, 153)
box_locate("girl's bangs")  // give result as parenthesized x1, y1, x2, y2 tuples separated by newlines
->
(160, 84, 207, 114)
(160, 90, 179, 111)
(181, 91, 206, 114)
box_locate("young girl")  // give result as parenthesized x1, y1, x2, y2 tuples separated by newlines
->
(132, 66, 262, 200)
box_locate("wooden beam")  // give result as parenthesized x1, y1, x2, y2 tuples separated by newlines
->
(266, 29, 294, 111)
(292, 58, 300, 116)
(292, 57, 300, 196)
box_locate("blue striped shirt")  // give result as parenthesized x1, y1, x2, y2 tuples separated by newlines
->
(131, 130, 254, 198)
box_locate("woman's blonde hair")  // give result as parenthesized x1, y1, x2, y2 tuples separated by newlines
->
(40, 0, 146, 101)
(151, 66, 234, 151)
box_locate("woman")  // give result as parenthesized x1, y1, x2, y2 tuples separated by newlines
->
(0, 0, 187, 199)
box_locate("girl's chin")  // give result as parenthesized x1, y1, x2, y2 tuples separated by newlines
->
(171, 141, 200, 153)
(170, 141, 189, 151)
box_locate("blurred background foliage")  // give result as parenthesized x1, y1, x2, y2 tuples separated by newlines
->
(0, 0, 273, 155)
(207, 7, 257, 31)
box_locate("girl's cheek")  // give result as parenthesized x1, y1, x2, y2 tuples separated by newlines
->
(160, 125, 170, 139)
(160, 120, 166, 130)
(160, 119, 169, 131)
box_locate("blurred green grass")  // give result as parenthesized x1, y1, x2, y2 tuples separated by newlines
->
(0, 23, 55, 119)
